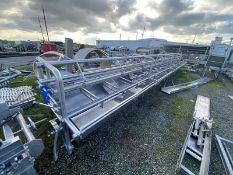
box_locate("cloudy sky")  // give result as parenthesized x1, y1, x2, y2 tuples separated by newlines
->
(0, 0, 233, 44)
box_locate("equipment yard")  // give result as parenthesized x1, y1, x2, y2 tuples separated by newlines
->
(1, 41, 233, 175)
(2, 1, 233, 174)
(11, 67, 230, 175)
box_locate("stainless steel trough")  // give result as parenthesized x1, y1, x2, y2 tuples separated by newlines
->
(34, 51, 185, 158)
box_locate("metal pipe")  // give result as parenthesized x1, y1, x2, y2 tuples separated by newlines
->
(16, 113, 35, 141)
(36, 57, 67, 117)
(2, 124, 14, 140)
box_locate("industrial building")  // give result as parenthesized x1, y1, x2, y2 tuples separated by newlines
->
(96, 38, 167, 50)
(96, 37, 233, 64)
(96, 37, 209, 55)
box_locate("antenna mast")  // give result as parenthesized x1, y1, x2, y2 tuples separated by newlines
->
(38, 16, 45, 42)
(42, 7, 50, 41)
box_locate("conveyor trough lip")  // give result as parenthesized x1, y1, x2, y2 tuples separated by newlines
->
(67, 62, 185, 140)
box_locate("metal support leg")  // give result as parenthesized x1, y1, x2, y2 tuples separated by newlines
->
(63, 125, 74, 155)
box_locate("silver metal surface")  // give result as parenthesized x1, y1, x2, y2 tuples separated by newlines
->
(0, 102, 44, 175)
(0, 136, 36, 175)
(0, 86, 35, 108)
(16, 113, 44, 158)
(34, 51, 185, 156)
(215, 135, 233, 175)
(161, 77, 212, 94)
(176, 95, 212, 175)
(0, 68, 21, 87)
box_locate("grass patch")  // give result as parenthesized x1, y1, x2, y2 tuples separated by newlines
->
(8, 72, 49, 121)
(176, 69, 196, 84)
(10, 76, 37, 88)
(23, 104, 48, 117)
(212, 118, 220, 128)
(169, 96, 193, 120)
(207, 81, 224, 88)
(163, 122, 180, 141)
(17, 65, 33, 71)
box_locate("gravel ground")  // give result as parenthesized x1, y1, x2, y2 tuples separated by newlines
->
(35, 70, 233, 175)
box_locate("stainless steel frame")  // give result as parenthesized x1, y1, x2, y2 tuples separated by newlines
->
(176, 95, 212, 175)
(34, 51, 185, 158)
(161, 77, 212, 94)
(0, 102, 44, 175)
(215, 135, 233, 175)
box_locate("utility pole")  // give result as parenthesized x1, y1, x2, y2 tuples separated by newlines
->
(42, 7, 50, 41)
(119, 33, 121, 40)
(38, 16, 45, 42)
(136, 32, 138, 40)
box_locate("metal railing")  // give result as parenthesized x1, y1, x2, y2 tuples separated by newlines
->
(34, 51, 185, 157)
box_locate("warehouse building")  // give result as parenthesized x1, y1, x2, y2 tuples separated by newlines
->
(96, 38, 167, 50)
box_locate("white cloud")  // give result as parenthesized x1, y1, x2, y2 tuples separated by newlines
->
(0, 0, 232, 44)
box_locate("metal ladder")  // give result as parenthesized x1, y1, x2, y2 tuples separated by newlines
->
(176, 95, 212, 175)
